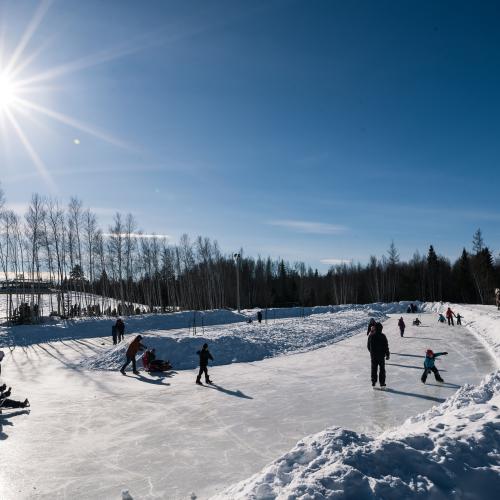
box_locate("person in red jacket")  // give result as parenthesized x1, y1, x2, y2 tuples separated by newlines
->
(445, 307, 456, 326)
(120, 335, 146, 375)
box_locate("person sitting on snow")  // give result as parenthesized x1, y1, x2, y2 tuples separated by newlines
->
(142, 349, 171, 372)
(421, 349, 448, 384)
(438, 313, 446, 323)
(413, 318, 421, 326)
(0, 385, 30, 409)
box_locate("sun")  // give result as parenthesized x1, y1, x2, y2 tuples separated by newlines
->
(0, 72, 18, 112)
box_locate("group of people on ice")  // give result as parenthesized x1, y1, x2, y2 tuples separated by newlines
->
(438, 307, 463, 326)
(366, 317, 448, 388)
(119, 334, 214, 385)
(0, 351, 30, 410)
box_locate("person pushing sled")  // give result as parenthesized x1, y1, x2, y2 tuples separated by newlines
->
(421, 349, 448, 384)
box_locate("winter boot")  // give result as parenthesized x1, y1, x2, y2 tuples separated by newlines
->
(196, 379, 203, 385)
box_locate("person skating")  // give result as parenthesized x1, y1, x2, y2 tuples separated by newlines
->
(116, 318, 126, 342)
(111, 324, 118, 345)
(366, 318, 376, 335)
(120, 335, 146, 375)
(367, 322, 390, 388)
(421, 349, 448, 383)
(445, 307, 455, 326)
(0, 386, 30, 408)
(196, 343, 214, 385)
(456, 313, 463, 326)
(257, 310, 263, 323)
(398, 317, 405, 337)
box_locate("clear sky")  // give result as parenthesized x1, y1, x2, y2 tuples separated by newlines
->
(1, 0, 499, 270)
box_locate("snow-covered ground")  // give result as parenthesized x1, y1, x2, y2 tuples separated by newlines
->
(0, 302, 498, 499)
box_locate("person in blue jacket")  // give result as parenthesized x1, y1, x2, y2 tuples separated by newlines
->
(421, 349, 448, 383)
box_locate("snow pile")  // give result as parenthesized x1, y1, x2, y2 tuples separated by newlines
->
(78, 304, 400, 371)
(212, 371, 500, 499)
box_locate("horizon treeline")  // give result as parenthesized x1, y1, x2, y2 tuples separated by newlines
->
(1, 188, 499, 317)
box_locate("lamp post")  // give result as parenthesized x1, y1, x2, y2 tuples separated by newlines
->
(233, 252, 241, 312)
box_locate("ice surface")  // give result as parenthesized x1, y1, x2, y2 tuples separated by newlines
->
(0, 304, 497, 499)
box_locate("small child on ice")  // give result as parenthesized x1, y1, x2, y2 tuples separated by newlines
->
(421, 349, 448, 383)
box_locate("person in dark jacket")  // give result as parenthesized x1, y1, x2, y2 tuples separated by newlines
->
(257, 310, 263, 323)
(421, 349, 447, 383)
(196, 343, 214, 385)
(398, 317, 405, 337)
(116, 318, 125, 342)
(456, 313, 463, 326)
(111, 325, 118, 345)
(367, 322, 390, 388)
(366, 318, 376, 335)
(120, 335, 146, 375)
(445, 307, 455, 326)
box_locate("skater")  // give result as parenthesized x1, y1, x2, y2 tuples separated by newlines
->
(120, 335, 146, 375)
(367, 318, 376, 335)
(0, 350, 4, 376)
(438, 313, 446, 323)
(367, 322, 390, 388)
(421, 349, 448, 383)
(116, 318, 125, 342)
(413, 318, 421, 326)
(398, 317, 405, 337)
(111, 324, 117, 345)
(456, 313, 463, 326)
(196, 343, 214, 385)
(445, 307, 455, 326)
(257, 310, 263, 323)
(0, 386, 30, 409)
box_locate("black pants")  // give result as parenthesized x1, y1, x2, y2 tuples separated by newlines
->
(457, 318, 461, 325)
(421, 366, 443, 383)
(447, 317, 454, 326)
(371, 357, 386, 385)
(121, 356, 137, 373)
(399, 327, 405, 337)
(112, 333, 117, 345)
(196, 365, 210, 382)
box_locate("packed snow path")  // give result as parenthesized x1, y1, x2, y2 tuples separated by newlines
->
(0, 312, 496, 499)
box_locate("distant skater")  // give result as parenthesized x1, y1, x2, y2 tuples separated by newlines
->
(116, 318, 125, 342)
(445, 307, 455, 326)
(456, 313, 463, 326)
(398, 317, 405, 337)
(367, 322, 390, 388)
(196, 343, 214, 385)
(111, 325, 117, 345)
(421, 349, 448, 383)
(0, 350, 4, 376)
(257, 310, 263, 323)
(120, 335, 146, 375)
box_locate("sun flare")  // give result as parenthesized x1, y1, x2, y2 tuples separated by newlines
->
(0, 72, 18, 112)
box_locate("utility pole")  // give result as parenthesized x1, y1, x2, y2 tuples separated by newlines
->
(233, 252, 241, 312)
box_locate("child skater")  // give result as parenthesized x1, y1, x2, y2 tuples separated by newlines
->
(421, 349, 448, 384)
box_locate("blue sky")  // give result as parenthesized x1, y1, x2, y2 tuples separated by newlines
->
(1, 0, 499, 270)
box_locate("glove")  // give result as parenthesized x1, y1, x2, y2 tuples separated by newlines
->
(443, 352, 448, 355)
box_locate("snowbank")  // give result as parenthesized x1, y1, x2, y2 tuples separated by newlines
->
(212, 371, 500, 500)
(79, 304, 398, 371)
